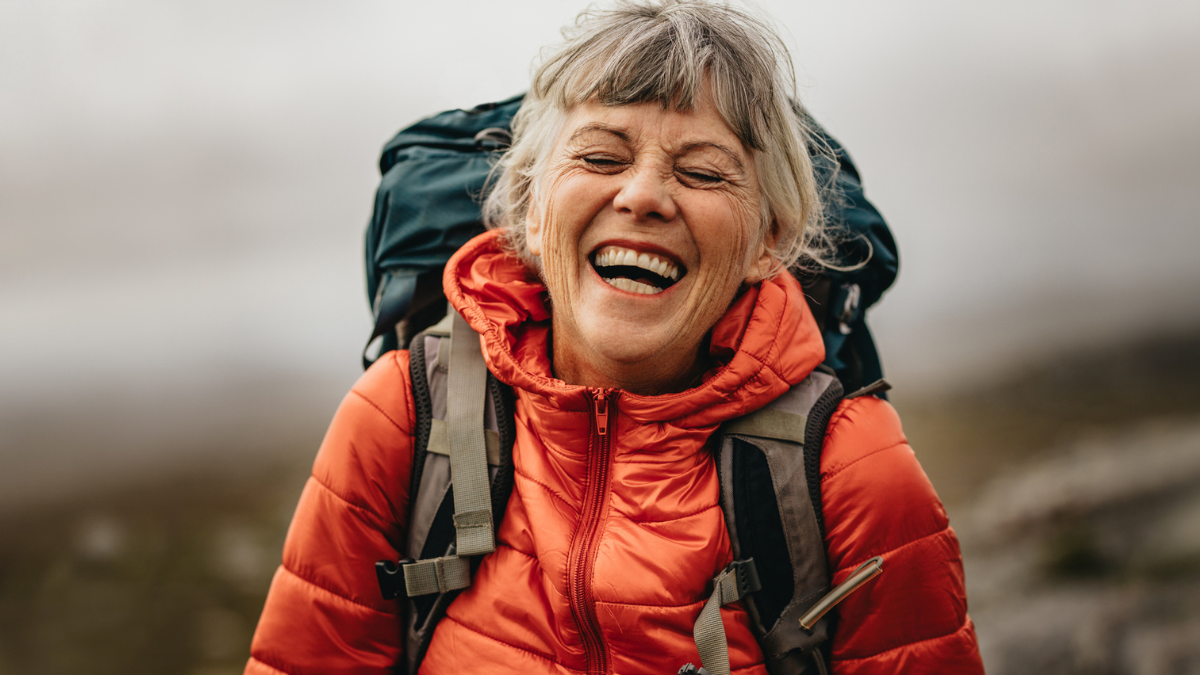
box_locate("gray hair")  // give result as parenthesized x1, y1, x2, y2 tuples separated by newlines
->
(482, 0, 834, 277)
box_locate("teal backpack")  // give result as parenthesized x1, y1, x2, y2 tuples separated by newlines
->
(366, 97, 895, 674)
(363, 94, 898, 396)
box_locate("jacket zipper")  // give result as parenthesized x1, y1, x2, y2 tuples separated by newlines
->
(568, 389, 615, 674)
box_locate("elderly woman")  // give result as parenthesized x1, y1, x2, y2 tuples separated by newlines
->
(246, 2, 983, 674)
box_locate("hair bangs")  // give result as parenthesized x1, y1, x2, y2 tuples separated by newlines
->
(546, 18, 704, 115)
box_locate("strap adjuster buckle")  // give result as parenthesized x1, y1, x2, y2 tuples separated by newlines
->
(727, 558, 762, 598)
(375, 558, 413, 600)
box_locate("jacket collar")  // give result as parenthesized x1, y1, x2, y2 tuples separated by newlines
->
(444, 230, 825, 428)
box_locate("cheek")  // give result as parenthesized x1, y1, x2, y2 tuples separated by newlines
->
(702, 202, 760, 276)
(535, 178, 591, 301)
(531, 172, 569, 258)
(541, 202, 573, 267)
(729, 196, 766, 275)
(545, 174, 596, 252)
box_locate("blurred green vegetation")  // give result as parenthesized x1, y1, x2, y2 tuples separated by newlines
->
(0, 462, 310, 675)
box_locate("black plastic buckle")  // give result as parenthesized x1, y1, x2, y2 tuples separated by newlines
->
(678, 664, 710, 675)
(375, 558, 413, 600)
(729, 558, 762, 596)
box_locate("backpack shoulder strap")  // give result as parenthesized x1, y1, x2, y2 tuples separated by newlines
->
(374, 309, 515, 674)
(444, 310, 496, 556)
(694, 369, 844, 675)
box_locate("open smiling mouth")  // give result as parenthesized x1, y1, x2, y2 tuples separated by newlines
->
(591, 245, 684, 295)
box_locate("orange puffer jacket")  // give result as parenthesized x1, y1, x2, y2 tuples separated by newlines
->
(246, 231, 983, 675)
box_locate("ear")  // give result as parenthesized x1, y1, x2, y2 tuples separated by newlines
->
(742, 221, 778, 285)
(526, 205, 544, 257)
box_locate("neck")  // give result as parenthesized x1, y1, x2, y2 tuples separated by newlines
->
(550, 327, 707, 396)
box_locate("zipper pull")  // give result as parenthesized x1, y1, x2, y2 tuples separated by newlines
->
(593, 392, 609, 436)
(798, 556, 883, 631)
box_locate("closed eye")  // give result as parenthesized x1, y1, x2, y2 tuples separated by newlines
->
(582, 156, 626, 171)
(677, 169, 724, 186)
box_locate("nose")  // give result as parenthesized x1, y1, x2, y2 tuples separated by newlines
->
(612, 166, 678, 223)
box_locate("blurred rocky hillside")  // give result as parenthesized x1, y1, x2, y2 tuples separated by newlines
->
(899, 328, 1200, 674)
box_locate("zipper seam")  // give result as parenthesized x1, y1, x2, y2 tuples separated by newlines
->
(568, 389, 615, 674)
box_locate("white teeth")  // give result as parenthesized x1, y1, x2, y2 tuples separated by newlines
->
(592, 245, 681, 282)
(604, 277, 662, 294)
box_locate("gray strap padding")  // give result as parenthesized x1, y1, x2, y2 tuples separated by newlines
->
(407, 454, 451, 569)
(447, 310, 495, 556)
(694, 563, 756, 675)
(402, 556, 472, 596)
(427, 419, 501, 466)
(715, 371, 839, 669)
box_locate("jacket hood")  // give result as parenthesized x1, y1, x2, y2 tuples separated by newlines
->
(444, 229, 825, 429)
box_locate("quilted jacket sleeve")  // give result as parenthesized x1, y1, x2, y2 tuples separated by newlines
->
(245, 350, 415, 675)
(820, 396, 984, 674)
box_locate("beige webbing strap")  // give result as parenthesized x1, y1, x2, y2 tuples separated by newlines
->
(447, 310, 495, 556)
(402, 556, 472, 596)
(721, 408, 807, 445)
(427, 419, 502, 466)
(693, 562, 757, 675)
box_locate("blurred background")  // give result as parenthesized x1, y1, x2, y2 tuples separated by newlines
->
(2, 0, 1198, 673)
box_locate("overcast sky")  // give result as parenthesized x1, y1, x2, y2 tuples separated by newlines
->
(2, 0, 1198, 502)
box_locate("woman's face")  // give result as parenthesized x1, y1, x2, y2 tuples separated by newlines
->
(527, 95, 772, 394)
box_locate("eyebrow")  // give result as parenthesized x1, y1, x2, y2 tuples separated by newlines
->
(567, 123, 630, 143)
(679, 141, 747, 173)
